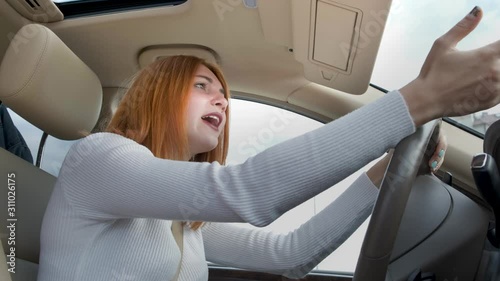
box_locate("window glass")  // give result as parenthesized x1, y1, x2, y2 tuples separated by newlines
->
(52, 0, 187, 18)
(371, 0, 500, 136)
(6, 108, 42, 164)
(40, 136, 78, 177)
(226, 99, 381, 273)
(6, 107, 77, 176)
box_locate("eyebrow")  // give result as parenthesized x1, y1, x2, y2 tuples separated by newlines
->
(195, 75, 225, 95)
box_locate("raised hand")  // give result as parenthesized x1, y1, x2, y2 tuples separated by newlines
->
(400, 6, 500, 127)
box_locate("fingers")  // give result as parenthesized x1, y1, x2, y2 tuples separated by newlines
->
(429, 133, 448, 173)
(439, 6, 483, 49)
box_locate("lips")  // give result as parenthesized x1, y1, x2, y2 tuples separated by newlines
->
(201, 112, 223, 130)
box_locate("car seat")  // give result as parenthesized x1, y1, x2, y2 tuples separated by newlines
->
(0, 23, 103, 281)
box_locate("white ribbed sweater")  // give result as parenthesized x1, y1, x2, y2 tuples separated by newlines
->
(37, 91, 415, 281)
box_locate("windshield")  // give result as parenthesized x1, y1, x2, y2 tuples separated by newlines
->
(371, 0, 500, 136)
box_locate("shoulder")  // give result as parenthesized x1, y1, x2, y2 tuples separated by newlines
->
(61, 133, 153, 172)
(74, 132, 149, 153)
(76, 132, 133, 148)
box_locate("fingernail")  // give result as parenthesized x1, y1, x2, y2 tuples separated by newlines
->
(438, 149, 445, 158)
(469, 6, 480, 17)
(431, 161, 438, 170)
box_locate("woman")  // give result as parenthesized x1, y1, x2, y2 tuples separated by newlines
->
(38, 7, 499, 281)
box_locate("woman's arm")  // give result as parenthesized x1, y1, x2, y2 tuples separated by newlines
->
(202, 173, 377, 279)
(62, 8, 499, 225)
(61, 91, 413, 224)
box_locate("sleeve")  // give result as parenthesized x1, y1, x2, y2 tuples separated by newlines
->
(202, 173, 377, 279)
(60, 91, 414, 225)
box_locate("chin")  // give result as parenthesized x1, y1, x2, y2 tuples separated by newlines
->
(195, 141, 219, 155)
(205, 143, 219, 153)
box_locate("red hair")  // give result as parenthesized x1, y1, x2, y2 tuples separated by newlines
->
(106, 56, 230, 230)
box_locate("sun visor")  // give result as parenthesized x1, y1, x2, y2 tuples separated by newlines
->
(290, 0, 393, 94)
(0, 24, 102, 140)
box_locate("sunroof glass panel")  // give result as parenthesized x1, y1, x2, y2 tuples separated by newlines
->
(53, 0, 187, 18)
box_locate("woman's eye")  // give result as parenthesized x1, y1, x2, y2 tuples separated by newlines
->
(195, 83, 207, 90)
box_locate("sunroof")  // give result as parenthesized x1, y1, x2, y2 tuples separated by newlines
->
(53, 0, 187, 18)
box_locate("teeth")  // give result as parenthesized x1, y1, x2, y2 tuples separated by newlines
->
(207, 116, 219, 123)
(202, 115, 220, 125)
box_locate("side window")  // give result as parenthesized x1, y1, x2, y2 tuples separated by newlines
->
(40, 137, 78, 177)
(6, 108, 42, 164)
(227, 99, 380, 273)
(7, 108, 77, 177)
(226, 99, 323, 165)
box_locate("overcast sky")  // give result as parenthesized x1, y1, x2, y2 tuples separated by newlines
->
(372, 0, 500, 97)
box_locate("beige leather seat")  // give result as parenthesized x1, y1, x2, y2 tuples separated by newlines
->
(0, 24, 103, 280)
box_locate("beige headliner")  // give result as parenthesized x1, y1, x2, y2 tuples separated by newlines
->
(48, 1, 310, 102)
(0, 0, 484, 196)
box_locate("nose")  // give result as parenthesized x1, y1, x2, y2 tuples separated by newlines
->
(212, 94, 228, 113)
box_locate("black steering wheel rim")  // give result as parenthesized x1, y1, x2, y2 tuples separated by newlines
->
(353, 119, 442, 281)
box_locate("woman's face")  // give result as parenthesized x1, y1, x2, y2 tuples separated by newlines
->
(186, 65, 228, 157)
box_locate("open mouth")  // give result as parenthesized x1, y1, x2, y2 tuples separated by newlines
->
(201, 113, 222, 130)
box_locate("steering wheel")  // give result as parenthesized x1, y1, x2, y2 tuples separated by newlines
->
(352, 119, 441, 281)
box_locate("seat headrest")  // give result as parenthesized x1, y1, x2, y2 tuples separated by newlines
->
(0, 24, 102, 140)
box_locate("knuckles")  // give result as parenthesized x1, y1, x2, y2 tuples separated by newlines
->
(432, 36, 450, 51)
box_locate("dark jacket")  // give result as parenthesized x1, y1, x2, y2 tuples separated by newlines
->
(0, 104, 34, 164)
